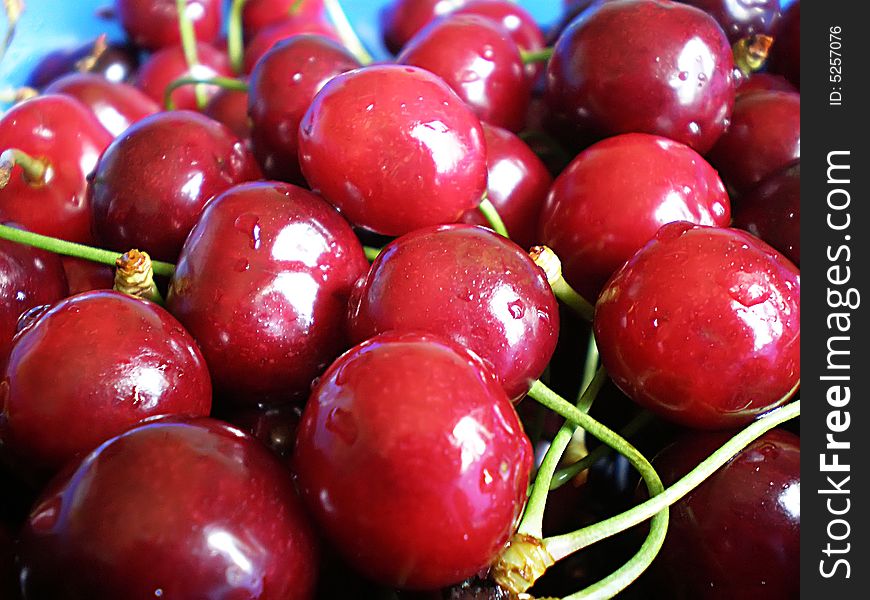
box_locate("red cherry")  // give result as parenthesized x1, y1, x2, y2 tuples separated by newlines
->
(0, 290, 212, 474)
(732, 160, 800, 266)
(243, 16, 341, 73)
(677, 0, 781, 43)
(19, 417, 319, 599)
(44, 73, 160, 137)
(539, 133, 731, 301)
(293, 331, 532, 589)
(248, 36, 360, 183)
(736, 72, 797, 97)
(116, 0, 223, 51)
(135, 42, 233, 111)
(545, 0, 735, 153)
(243, 0, 327, 36)
(707, 90, 800, 196)
(397, 14, 531, 132)
(460, 123, 553, 250)
(0, 96, 112, 244)
(166, 181, 368, 405)
(298, 65, 488, 236)
(768, 0, 799, 88)
(59, 257, 115, 295)
(594, 222, 800, 429)
(453, 0, 545, 57)
(648, 428, 800, 599)
(204, 87, 253, 142)
(347, 224, 559, 402)
(90, 110, 260, 262)
(381, 0, 470, 54)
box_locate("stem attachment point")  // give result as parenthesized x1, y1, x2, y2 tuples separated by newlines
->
(492, 533, 555, 595)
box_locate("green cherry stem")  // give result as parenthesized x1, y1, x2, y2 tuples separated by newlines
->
(0, 148, 50, 188)
(227, 0, 248, 75)
(164, 76, 249, 110)
(175, 0, 207, 109)
(733, 34, 774, 76)
(0, 224, 177, 277)
(561, 332, 601, 468)
(113, 249, 165, 305)
(530, 245, 595, 322)
(478, 195, 509, 238)
(520, 46, 553, 65)
(1, 0, 23, 65)
(363, 245, 382, 262)
(323, 0, 373, 65)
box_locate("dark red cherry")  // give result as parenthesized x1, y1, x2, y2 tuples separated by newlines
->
(90, 110, 260, 262)
(0, 291, 212, 474)
(215, 402, 302, 460)
(0, 95, 112, 244)
(732, 160, 799, 266)
(381, 0, 470, 54)
(0, 233, 68, 365)
(545, 0, 735, 153)
(19, 417, 319, 599)
(347, 225, 559, 402)
(294, 331, 532, 589)
(648, 428, 800, 599)
(707, 90, 800, 196)
(60, 257, 114, 295)
(594, 222, 800, 429)
(298, 65, 488, 236)
(204, 87, 252, 142)
(136, 42, 233, 111)
(768, 0, 799, 87)
(116, 0, 223, 50)
(243, 0, 327, 36)
(243, 16, 341, 73)
(248, 36, 360, 183)
(44, 73, 160, 137)
(28, 39, 140, 88)
(460, 123, 552, 250)
(166, 181, 369, 405)
(677, 0, 781, 43)
(736, 72, 797, 96)
(397, 14, 531, 132)
(539, 133, 731, 301)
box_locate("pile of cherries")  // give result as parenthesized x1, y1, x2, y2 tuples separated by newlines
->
(0, 0, 800, 598)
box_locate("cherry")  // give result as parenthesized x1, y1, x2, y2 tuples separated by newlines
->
(460, 123, 553, 250)
(293, 331, 532, 589)
(594, 222, 800, 429)
(348, 224, 559, 402)
(736, 72, 797, 96)
(243, 15, 341, 73)
(243, 0, 327, 36)
(60, 257, 114, 295)
(538, 133, 731, 301)
(166, 181, 368, 405)
(381, 0, 470, 54)
(647, 428, 799, 599)
(27, 38, 140, 88)
(0, 233, 68, 365)
(44, 73, 160, 137)
(677, 0, 781, 43)
(707, 90, 800, 196)
(298, 65, 488, 236)
(0, 95, 112, 244)
(90, 110, 260, 262)
(135, 42, 233, 111)
(248, 36, 360, 183)
(19, 417, 319, 599)
(0, 290, 212, 474)
(204, 87, 252, 142)
(768, 0, 799, 88)
(215, 402, 302, 459)
(116, 0, 223, 51)
(397, 14, 531, 132)
(545, 0, 735, 153)
(732, 160, 800, 266)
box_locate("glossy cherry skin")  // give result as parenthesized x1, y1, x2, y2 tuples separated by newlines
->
(44, 73, 160, 137)
(678, 0, 781, 43)
(347, 225, 559, 402)
(733, 160, 799, 266)
(299, 65, 488, 236)
(19, 417, 319, 599)
(707, 90, 800, 196)
(215, 402, 302, 460)
(243, 17, 341, 73)
(0, 291, 212, 474)
(28, 40, 140, 88)
(460, 123, 552, 249)
(59, 257, 114, 295)
(381, 0, 470, 54)
(397, 14, 531, 132)
(539, 133, 731, 301)
(116, 0, 223, 50)
(768, 0, 799, 87)
(0, 235, 68, 365)
(294, 331, 532, 589)
(91, 110, 260, 262)
(594, 222, 800, 429)
(0, 95, 112, 244)
(545, 0, 735, 153)
(736, 72, 797, 96)
(248, 36, 360, 183)
(166, 181, 369, 405)
(204, 87, 252, 142)
(243, 0, 327, 36)
(648, 428, 800, 599)
(135, 43, 233, 112)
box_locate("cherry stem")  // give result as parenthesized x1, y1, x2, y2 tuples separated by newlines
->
(0, 148, 49, 188)
(164, 75, 248, 110)
(1, 0, 23, 64)
(530, 245, 594, 321)
(518, 366, 608, 539)
(520, 46, 553, 65)
(733, 34, 774, 76)
(74, 33, 108, 73)
(478, 195, 509, 238)
(175, 0, 207, 109)
(322, 0, 373, 65)
(363, 245, 382, 262)
(0, 224, 177, 277)
(227, 0, 247, 75)
(0, 86, 37, 104)
(114, 249, 164, 304)
(561, 332, 601, 469)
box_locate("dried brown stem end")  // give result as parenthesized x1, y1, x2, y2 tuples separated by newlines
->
(492, 534, 556, 595)
(114, 249, 162, 303)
